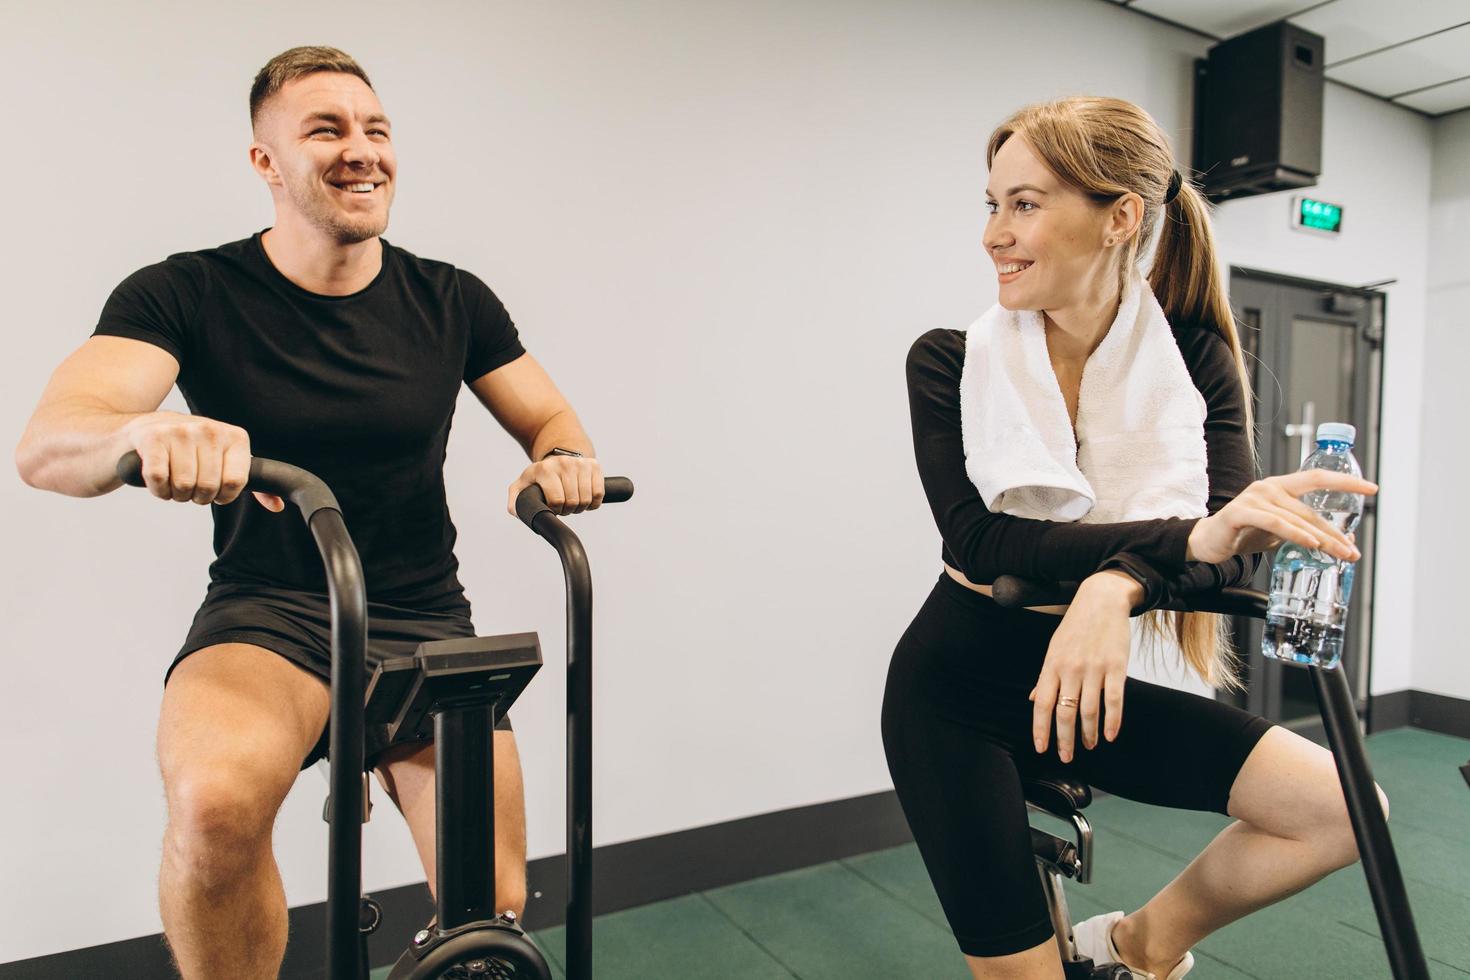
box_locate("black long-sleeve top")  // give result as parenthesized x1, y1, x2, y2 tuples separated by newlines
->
(906, 324, 1262, 612)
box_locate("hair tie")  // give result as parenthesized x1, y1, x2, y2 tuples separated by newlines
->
(1164, 169, 1183, 204)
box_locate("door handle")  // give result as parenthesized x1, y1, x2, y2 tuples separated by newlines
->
(1282, 400, 1317, 468)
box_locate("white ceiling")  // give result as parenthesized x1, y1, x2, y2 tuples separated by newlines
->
(1103, 0, 1470, 116)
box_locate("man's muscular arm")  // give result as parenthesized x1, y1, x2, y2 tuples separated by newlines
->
(468, 353, 605, 515)
(16, 336, 280, 509)
(18, 337, 180, 495)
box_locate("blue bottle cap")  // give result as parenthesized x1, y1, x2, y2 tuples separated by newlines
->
(1316, 422, 1356, 445)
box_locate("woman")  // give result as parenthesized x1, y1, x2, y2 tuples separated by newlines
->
(881, 96, 1383, 980)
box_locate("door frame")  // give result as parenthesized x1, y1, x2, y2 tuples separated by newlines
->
(1228, 266, 1387, 734)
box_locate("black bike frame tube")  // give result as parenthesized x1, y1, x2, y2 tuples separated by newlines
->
(532, 515, 595, 980)
(116, 453, 368, 980)
(1311, 665, 1429, 980)
(435, 704, 498, 930)
(309, 511, 369, 980)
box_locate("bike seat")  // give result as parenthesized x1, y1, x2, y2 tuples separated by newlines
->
(1022, 775, 1092, 820)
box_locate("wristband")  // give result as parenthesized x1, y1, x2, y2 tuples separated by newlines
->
(1097, 553, 1162, 615)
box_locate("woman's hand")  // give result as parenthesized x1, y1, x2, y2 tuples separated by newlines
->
(1030, 572, 1137, 763)
(506, 453, 605, 516)
(1185, 471, 1377, 565)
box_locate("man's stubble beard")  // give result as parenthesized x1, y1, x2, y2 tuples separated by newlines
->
(287, 171, 390, 245)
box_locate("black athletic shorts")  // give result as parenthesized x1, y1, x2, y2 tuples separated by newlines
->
(171, 582, 512, 771)
(881, 573, 1274, 958)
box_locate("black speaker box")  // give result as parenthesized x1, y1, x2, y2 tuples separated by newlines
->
(1194, 20, 1325, 202)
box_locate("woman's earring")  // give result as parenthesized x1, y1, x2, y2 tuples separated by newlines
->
(1105, 237, 1117, 246)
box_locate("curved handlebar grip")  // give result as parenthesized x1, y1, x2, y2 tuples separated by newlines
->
(604, 477, 634, 503)
(115, 451, 147, 488)
(515, 476, 634, 528)
(115, 451, 343, 522)
(990, 576, 1080, 609)
(991, 574, 1269, 619)
(1194, 587, 1270, 619)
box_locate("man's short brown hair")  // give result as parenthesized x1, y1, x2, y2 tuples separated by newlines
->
(249, 46, 373, 130)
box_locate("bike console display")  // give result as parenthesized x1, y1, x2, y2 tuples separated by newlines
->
(365, 633, 542, 744)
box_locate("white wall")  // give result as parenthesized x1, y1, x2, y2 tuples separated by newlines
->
(1208, 86, 1436, 696)
(0, 0, 1439, 962)
(1413, 109, 1470, 700)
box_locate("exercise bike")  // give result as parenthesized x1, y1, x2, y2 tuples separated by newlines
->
(117, 452, 632, 980)
(989, 574, 1430, 980)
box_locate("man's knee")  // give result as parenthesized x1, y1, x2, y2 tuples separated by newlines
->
(163, 766, 285, 891)
(156, 642, 327, 884)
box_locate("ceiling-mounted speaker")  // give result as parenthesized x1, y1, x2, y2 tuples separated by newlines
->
(1194, 21, 1325, 202)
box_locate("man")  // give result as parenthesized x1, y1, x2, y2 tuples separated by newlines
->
(15, 46, 601, 979)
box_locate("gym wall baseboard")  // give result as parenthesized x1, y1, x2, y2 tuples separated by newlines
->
(0, 884, 442, 980)
(1398, 689, 1470, 740)
(1370, 689, 1470, 739)
(1372, 689, 1414, 732)
(6, 694, 1467, 980)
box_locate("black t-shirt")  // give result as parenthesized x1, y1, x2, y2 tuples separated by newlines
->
(94, 232, 525, 605)
(906, 324, 1261, 611)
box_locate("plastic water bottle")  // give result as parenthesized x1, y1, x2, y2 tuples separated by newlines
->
(1262, 422, 1364, 669)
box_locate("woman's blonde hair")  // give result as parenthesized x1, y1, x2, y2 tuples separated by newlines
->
(987, 96, 1255, 689)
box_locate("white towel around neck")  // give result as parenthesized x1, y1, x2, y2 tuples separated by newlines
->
(959, 275, 1209, 525)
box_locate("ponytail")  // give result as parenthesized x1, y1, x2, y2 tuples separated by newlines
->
(1149, 182, 1254, 443)
(1143, 179, 1256, 691)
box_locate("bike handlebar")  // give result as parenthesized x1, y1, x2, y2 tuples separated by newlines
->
(115, 449, 367, 980)
(990, 574, 1268, 619)
(515, 477, 634, 528)
(116, 448, 634, 980)
(115, 450, 343, 522)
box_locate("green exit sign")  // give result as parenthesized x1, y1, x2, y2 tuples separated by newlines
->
(1293, 196, 1343, 235)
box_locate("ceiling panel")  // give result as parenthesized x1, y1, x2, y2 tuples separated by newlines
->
(1127, 0, 1305, 38)
(1293, 0, 1470, 64)
(1394, 75, 1470, 114)
(1326, 23, 1470, 96)
(1104, 0, 1470, 114)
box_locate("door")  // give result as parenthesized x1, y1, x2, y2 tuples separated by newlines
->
(1226, 268, 1384, 732)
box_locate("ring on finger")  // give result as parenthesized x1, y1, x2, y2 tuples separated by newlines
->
(1058, 695, 1080, 707)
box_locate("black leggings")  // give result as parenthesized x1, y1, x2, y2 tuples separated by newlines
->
(881, 573, 1273, 958)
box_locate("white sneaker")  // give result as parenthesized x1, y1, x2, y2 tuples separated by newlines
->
(1071, 910, 1194, 980)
